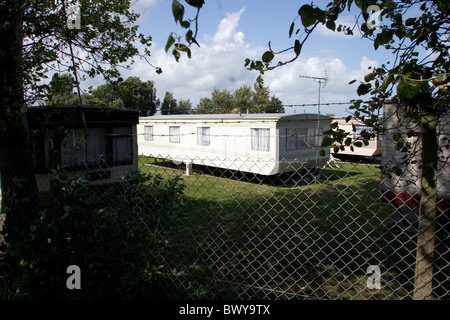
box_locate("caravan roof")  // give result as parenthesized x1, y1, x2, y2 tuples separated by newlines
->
(140, 113, 332, 122)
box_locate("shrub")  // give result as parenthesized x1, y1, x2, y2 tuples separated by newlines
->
(0, 170, 186, 299)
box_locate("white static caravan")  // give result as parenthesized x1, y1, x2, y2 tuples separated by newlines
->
(381, 101, 450, 214)
(138, 113, 333, 176)
(331, 117, 382, 159)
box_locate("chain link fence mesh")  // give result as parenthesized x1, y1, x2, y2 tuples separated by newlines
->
(136, 153, 449, 300)
(1, 135, 449, 300)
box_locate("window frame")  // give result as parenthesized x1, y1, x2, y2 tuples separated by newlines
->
(251, 128, 270, 151)
(169, 126, 181, 143)
(197, 126, 211, 146)
(144, 125, 153, 141)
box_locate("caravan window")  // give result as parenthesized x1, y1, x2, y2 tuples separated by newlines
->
(169, 126, 180, 143)
(251, 128, 270, 151)
(354, 125, 374, 140)
(61, 128, 107, 168)
(60, 126, 133, 169)
(111, 127, 133, 164)
(144, 126, 153, 141)
(286, 127, 322, 150)
(197, 127, 210, 146)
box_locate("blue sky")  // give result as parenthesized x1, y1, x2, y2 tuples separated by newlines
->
(117, 0, 396, 116)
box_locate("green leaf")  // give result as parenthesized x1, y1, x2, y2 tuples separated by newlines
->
(262, 51, 274, 63)
(298, 5, 316, 27)
(326, 20, 336, 31)
(397, 80, 420, 103)
(357, 83, 371, 96)
(319, 149, 326, 157)
(172, 0, 185, 24)
(321, 136, 333, 147)
(294, 39, 301, 56)
(364, 72, 375, 82)
(180, 20, 190, 29)
(165, 33, 176, 52)
(433, 73, 448, 85)
(345, 138, 352, 146)
(330, 121, 339, 129)
(393, 132, 401, 141)
(172, 47, 181, 62)
(289, 22, 295, 38)
(348, 79, 357, 84)
(185, 0, 204, 8)
(380, 74, 394, 91)
(374, 30, 394, 50)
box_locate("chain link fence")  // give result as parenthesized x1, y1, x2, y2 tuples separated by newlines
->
(136, 153, 449, 300)
(1, 137, 449, 300)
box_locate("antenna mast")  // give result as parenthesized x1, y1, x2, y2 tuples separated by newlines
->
(299, 71, 329, 167)
(299, 71, 328, 116)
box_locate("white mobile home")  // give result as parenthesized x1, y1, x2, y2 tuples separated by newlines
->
(381, 101, 450, 214)
(331, 117, 382, 159)
(138, 113, 332, 176)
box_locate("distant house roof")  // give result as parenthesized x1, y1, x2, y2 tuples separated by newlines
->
(140, 113, 332, 122)
(27, 105, 139, 129)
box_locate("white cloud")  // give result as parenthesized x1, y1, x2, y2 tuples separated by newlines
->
(349, 56, 378, 82)
(212, 8, 246, 44)
(127, 7, 259, 107)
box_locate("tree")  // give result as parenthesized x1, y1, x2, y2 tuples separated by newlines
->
(45, 73, 79, 106)
(243, 0, 449, 300)
(90, 76, 159, 116)
(267, 96, 284, 113)
(161, 91, 178, 115)
(252, 75, 271, 112)
(177, 99, 192, 114)
(195, 80, 284, 114)
(251, 75, 284, 113)
(234, 85, 253, 113)
(211, 88, 235, 114)
(194, 97, 214, 114)
(90, 82, 125, 108)
(0, 0, 159, 292)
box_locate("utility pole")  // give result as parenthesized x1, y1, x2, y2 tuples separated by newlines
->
(299, 72, 328, 167)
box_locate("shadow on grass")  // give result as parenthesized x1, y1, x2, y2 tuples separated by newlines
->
(157, 186, 420, 298)
(139, 157, 448, 300)
(142, 157, 362, 188)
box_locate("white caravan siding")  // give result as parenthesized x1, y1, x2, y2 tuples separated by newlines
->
(138, 113, 332, 175)
(331, 118, 382, 158)
(381, 101, 450, 212)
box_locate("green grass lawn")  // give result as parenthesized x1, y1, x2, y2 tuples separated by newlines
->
(138, 156, 426, 299)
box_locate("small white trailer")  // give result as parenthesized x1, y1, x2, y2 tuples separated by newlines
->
(331, 117, 382, 159)
(138, 113, 332, 176)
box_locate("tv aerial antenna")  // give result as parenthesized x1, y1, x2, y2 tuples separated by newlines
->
(298, 71, 328, 116)
(299, 71, 329, 167)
